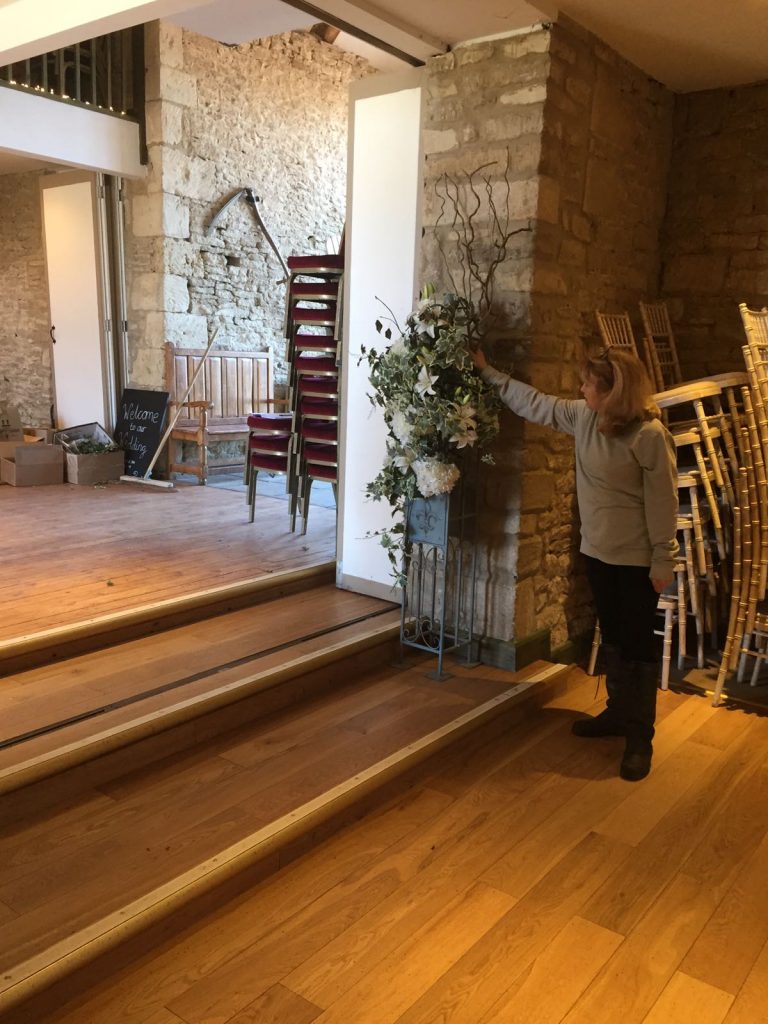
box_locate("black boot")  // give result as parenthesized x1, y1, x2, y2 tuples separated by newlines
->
(572, 644, 626, 738)
(620, 660, 658, 782)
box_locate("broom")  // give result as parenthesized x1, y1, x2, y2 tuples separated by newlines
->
(120, 329, 219, 489)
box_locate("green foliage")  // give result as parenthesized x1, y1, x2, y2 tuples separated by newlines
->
(360, 291, 500, 584)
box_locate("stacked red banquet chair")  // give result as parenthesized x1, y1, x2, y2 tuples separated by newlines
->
(246, 252, 343, 531)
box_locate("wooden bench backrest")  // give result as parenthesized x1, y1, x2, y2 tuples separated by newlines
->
(165, 344, 273, 420)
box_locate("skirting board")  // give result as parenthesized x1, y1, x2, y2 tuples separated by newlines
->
(478, 628, 552, 672)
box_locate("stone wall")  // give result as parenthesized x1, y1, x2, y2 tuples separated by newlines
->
(422, 17, 675, 656)
(525, 17, 674, 652)
(124, 22, 371, 391)
(662, 82, 768, 379)
(0, 171, 52, 427)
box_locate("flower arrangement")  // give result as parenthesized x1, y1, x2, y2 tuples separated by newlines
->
(360, 287, 501, 580)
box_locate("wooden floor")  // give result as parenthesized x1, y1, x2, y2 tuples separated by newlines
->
(0, 584, 395, 761)
(0, 480, 335, 644)
(0, 655, 543, 986)
(28, 666, 768, 1024)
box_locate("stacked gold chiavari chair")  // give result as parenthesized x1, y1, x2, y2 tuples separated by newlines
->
(595, 310, 657, 383)
(654, 380, 735, 548)
(735, 389, 768, 679)
(712, 423, 767, 703)
(639, 300, 683, 391)
(712, 464, 749, 704)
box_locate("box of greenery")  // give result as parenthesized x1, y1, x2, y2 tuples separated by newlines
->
(55, 423, 125, 485)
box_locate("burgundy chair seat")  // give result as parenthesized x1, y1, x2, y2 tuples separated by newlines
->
(290, 308, 337, 326)
(293, 332, 338, 353)
(298, 376, 339, 399)
(294, 354, 338, 376)
(303, 443, 337, 466)
(289, 281, 339, 301)
(247, 412, 292, 430)
(300, 398, 338, 418)
(249, 452, 289, 473)
(287, 254, 344, 272)
(306, 462, 338, 483)
(300, 420, 338, 443)
(248, 435, 291, 455)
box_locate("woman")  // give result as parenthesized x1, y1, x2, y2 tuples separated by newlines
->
(472, 345, 678, 782)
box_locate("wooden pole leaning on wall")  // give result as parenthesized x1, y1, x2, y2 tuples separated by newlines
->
(120, 328, 220, 490)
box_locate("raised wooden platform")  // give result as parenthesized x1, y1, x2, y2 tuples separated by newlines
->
(0, 479, 335, 649)
(0, 627, 568, 1018)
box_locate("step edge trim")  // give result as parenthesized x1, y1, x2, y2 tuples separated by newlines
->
(0, 617, 402, 796)
(0, 667, 565, 1014)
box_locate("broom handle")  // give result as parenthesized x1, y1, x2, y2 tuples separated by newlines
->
(143, 329, 219, 479)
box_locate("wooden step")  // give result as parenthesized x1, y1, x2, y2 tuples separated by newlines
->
(0, 656, 573, 1020)
(1, 602, 403, 794)
(0, 562, 337, 675)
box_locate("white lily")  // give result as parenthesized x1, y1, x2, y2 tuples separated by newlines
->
(415, 366, 438, 397)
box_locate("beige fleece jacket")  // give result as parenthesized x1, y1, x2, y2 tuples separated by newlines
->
(482, 365, 679, 581)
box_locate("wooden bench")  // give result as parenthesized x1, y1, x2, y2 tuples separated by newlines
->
(164, 343, 276, 483)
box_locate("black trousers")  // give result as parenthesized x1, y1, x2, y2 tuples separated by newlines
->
(584, 555, 660, 664)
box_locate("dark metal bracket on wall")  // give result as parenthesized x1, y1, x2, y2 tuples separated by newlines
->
(205, 187, 289, 280)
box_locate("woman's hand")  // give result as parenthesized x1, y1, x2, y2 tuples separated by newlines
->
(470, 346, 487, 371)
(651, 577, 670, 594)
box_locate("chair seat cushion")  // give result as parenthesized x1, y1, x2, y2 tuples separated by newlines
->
(307, 463, 338, 482)
(250, 452, 289, 473)
(247, 412, 293, 429)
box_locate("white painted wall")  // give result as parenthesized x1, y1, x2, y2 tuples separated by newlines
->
(0, 0, 210, 64)
(337, 70, 424, 602)
(41, 175, 109, 428)
(0, 87, 145, 179)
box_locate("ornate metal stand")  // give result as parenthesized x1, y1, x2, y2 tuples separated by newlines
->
(400, 465, 479, 680)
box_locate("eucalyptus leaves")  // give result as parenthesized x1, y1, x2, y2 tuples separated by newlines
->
(361, 289, 500, 581)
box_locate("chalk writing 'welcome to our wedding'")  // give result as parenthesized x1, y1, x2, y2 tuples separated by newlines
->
(122, 402, 161, 423)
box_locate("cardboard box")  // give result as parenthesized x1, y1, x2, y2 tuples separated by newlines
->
(0, 403, 23, 443)
(23, 427, 54, 444)
(65, 449, 125, 485)
(55, 422, 115, 451)
(1, 443, 64, 486)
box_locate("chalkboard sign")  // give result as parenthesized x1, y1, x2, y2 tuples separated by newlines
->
(114, 389, 169, 477)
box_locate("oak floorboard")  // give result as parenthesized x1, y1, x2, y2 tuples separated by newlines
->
(680, 829, 768, 994)
(0, 610, 400, 775)
(309, 882, 516, 1024)
(224, 983, 322, 1024)
(163, 707, 599, 1024)
(562, 874, 719, 1024)
(641, 971, 733, 1024)
(0, 482, 334, 642)
(0, 585, 389, 742)
(478, 916, 624, 1024)
(0, 666, 509, 973)
(579, 720, 766, 936)
(22, 786, 456, 1024)
(722, 934, 768, 1024)
(20, 670, 768, 1024)
(281, 742, 608, 1009)
(392, 832, 631, 1024)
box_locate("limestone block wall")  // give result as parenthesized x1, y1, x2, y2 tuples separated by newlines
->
(124, 21, 371, 391)
(524, 17, 674, 651)
(422, 18, 674, 655)
(662, 83, 768, 379)
(0, 171, 52, 427)
(421, 27, 548, 650)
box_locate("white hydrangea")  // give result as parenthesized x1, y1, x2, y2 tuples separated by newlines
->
(413, 457, 460, 497)
(390, 409, 413, 444)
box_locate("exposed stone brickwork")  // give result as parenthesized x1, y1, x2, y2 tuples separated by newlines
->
(662, 82, 768, 378)
(423, 18, 674, 654)
(124, 22, 371, 391)
(0, 172, 53, 427)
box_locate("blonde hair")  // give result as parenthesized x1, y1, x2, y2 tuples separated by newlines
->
(581, 347, 659, 436)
